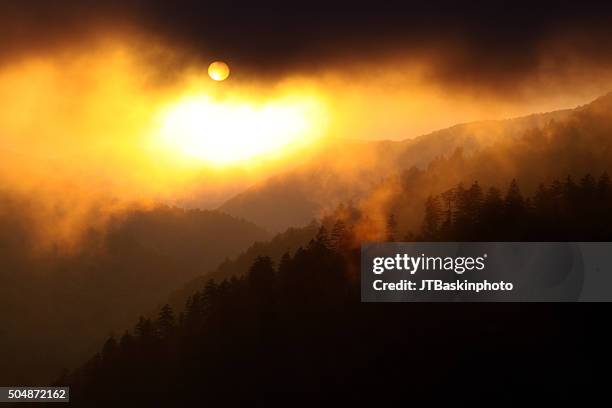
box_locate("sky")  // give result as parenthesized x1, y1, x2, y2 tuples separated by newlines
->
(2, 2, 612, 138)
(2, 1, 612, 222)
(3, 2, 612, 87)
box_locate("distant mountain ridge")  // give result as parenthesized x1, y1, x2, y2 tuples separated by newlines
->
(218, 100, 577, 232)
(0, 202, 269, 385)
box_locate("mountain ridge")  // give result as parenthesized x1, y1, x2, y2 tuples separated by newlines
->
(218, 96, 585, 232)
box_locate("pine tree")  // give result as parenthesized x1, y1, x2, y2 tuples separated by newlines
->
(466, 181, 484, 221)
(504, 179, 525, 214)
(452, 183, 467, 228)
(598, 172, 611, 199)
(119, 331, 134, 352)
(201, 280, 218, 307)
(421, 196, 442, 239)
(441, 189, 455, 226)
(504, 179, 526, 238)
(102, 336, 118, 362)
(134, 316, 155, 340)
(580, 173, 596, 195)
(330, 220, 349, 250)
(314, 225, 330, 248)
(157, 304, 175, 338)
(248, 256, 275, 292)
(563, 176, 579, 206)
(533, 183, 549, 212)
(277, 252, 292, 282)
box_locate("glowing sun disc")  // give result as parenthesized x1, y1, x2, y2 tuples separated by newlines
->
(156, 95, 325, 165)
(208, 61, 230, 81)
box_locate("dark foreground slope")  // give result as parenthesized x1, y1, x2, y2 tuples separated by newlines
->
(65, 175, 612, 404)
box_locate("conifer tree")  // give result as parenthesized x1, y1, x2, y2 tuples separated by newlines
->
(421, 196, 442, 239)
(157, 304, 175, 338)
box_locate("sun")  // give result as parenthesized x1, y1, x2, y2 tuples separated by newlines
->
(208, 61, 230, 81)
(156, 94, 325, 165)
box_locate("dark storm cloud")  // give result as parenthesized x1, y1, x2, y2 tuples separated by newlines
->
(3, 1, 612, 90)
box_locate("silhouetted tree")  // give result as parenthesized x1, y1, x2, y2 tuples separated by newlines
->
(421, 196, 442, 239)
(480, 187, 504, 239)
(64, 172, 612, 405)
(134, 317, 154, 339)
(330, 220, 350, 250)
(157, 304, 175, 339)
(248, 256, 275, 293)
(101, 336, 118, 363)
(314, 225, 330, 248)
(418, 173, 612, 241)
(598, 172, 611, 199)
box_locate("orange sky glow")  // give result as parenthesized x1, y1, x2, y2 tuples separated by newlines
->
(0, 37, 610, 208)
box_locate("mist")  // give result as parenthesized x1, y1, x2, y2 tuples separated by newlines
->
(1, 20, 612, 246)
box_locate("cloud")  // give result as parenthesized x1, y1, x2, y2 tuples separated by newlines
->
(1, 1, 612, 249)
(3, 1, 612, 95)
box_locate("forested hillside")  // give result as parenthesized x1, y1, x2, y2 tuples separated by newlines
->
(65, 174, 612, 404)
(354, 93, 612, 239)
(163, 222, 320, 313)
(219, 102, 574, 232)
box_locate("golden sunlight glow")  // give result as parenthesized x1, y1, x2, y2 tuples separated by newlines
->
(1, 39, 595, 212)
(208, 61, 230, 81)
(0, 39, 603, 248)
(156, 94, 324, 164)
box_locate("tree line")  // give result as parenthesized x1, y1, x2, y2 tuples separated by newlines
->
(418, 173, 612, 241)
(61, 174, 612, 404)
